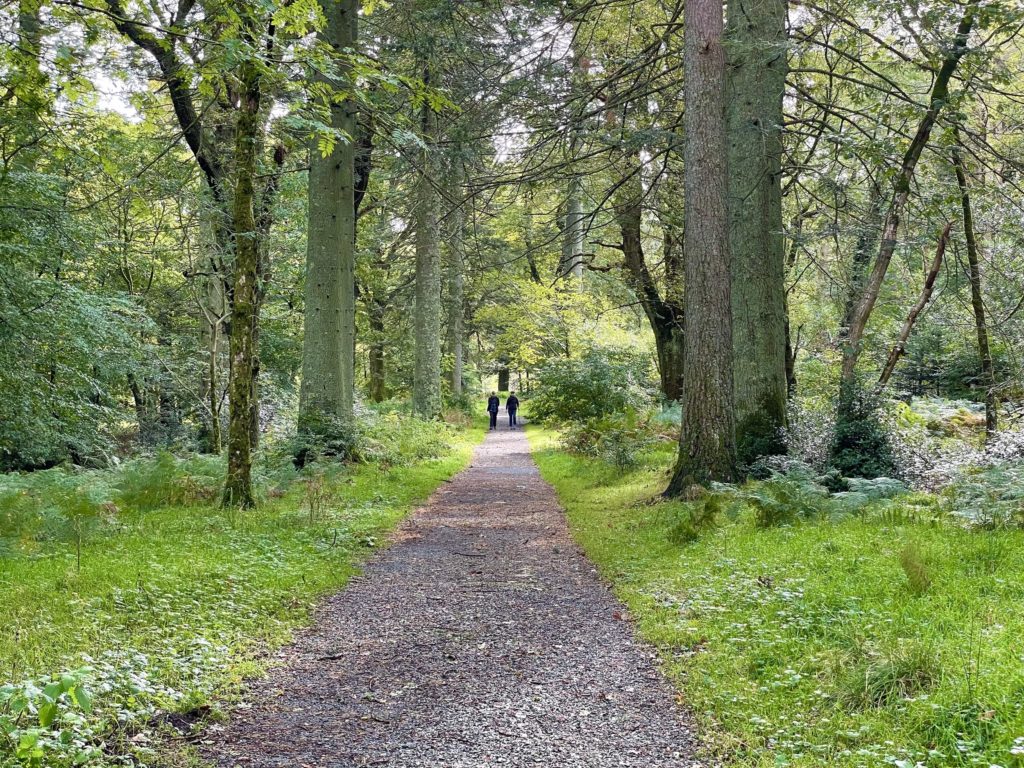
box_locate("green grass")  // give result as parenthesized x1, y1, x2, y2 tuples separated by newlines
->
(0, 424, 483, 767)
(528, 427, 1024, 768)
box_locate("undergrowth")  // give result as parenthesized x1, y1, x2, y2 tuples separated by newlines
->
(0, 422, 483, 767)
(529, 427, 1024, 768)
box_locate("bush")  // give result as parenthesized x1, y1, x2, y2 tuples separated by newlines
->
(0, 470, 117, 564)
(829, 384, 897, 479)
(529, 347, 656, 423)
(352, 413, 453, 469)
(116, 452, 223, 510)
(561, 410, 659, 471)
(942, 459, 1024, 528)
(667, 494, 722, 544)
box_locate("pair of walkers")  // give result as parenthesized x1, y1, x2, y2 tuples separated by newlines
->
(486, 392, 519, 430)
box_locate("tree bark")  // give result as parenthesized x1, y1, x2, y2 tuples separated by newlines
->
(222, 61, 262, 509)
(876, 222, 951, 389)
(560, 176, 585, 280)
(614, 157, 685, 402)
(726, 0, 788, 463)
(445, 168, 466, 398)
(298, 0, 358, 443)
(412, 70, 443, 420)
(839, 1, 977, 386)
(665, 0, 736, 494)
(367, 296, 387, 402)
(952, 139, 997, 438)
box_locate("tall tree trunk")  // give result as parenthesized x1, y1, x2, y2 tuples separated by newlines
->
(298, 0, 358, 444)
(876, 223, 951, 389)
(726, 0, 788, 463)
(412, 72, 442, 420)
(367, 296, 387, 402)
(839, 1, 977, 387)
(952, 139, 997, 438)
(223, 62, 262, 509)
(445, 173, 466, 398)
(665, 0, 736, 495)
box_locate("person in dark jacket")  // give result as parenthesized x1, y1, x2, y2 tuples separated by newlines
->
(506, 392, 520, 428)
(486, 392, 500, 430)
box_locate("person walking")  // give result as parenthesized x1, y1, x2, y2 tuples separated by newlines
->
(486, 392, 500, 430)
(506, 392, 520, 429)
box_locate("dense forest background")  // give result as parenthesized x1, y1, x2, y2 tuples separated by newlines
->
(4, 1, 1024, 766)
(3, 0, 1021, 495)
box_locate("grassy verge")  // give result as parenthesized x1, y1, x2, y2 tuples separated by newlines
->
(0, 423, 484, 767)
(528, 427, 1024, 768)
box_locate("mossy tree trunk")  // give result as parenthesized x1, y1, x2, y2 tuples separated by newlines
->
(298, 0, 358, 444)
(665, 0, 736, 495)
(223, 60, 262, 508)
(726, 0, 789, 464)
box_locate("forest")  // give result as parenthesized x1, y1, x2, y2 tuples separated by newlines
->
(2, 0, 1024, 765)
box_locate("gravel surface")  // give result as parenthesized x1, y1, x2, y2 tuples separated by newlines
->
(204, 420, 699, 767)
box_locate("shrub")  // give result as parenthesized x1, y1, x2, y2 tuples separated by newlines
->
(116, 452, 223, 510)
(745, 478, 833, 527)
(561, 410, 659, 471)
(353, 413, 453, 468)
(0, 470, 116, 565)
(667, 494, 722, 544)
(529, 347, 656, 423)
(941, 459, 1024, 528)
(829, 384, 897, 479)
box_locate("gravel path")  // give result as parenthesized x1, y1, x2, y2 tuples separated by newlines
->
(205, 419, 698, 767)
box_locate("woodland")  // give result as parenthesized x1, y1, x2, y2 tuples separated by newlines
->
(2, 0, 1024, 765)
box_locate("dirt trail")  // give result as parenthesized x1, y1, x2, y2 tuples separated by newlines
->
(205, 419, 698, 767)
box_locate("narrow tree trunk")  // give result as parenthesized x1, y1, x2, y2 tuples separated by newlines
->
(726, 0, 788, 463)
(497, 367, 510, 392)
(614, 158, 684, 402)
(445, 176, 466, 398)
(523, 188, 542, 284)
(298, 0, 358, 443)
(128, 373, 157, 446)
(952, 139, 997, 438)
(665, 0, 736, 495)
(367, 297, 387, 402)
(783, 207, 809, 396)
(560, 176, 585, 279)
(839, 1, 977, 387)
(876, 222, 951, 389)
(223, 62, 262, 509)
(207, 315, 222, 451)
(412, 72, 442, 420)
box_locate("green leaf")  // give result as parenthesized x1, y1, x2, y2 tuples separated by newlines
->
(71, 686, 92, 714)
(38, 701, 58, 727)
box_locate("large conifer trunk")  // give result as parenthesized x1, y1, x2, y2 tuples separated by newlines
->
(665, 0, 736, 494)
(726, 0, 789, 463)
(298, 0, 358, 444)
(412, 82, 442, 420)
